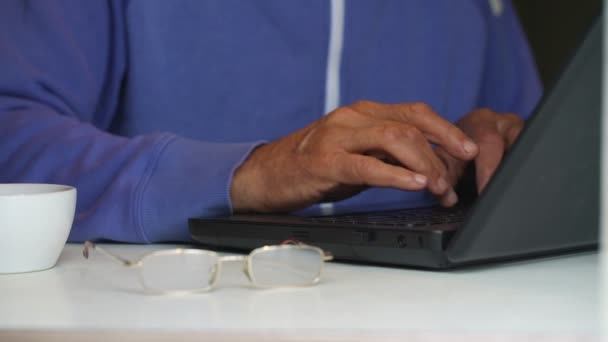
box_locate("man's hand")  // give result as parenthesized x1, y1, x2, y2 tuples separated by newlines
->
(435, 108, 525, 204)
(230, 101, 479, 213)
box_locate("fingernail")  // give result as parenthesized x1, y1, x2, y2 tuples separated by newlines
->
(447, 189, 458, 206)
(437, 178, 449, 193)
(463, 140, 477, 155)
(414, 174, 427, 185)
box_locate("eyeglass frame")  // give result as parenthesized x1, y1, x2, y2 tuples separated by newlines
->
(82, 240, 333, 295)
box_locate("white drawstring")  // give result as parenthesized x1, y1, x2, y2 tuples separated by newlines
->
(488, 0, 504, 17)
(320, 0, 345, 216)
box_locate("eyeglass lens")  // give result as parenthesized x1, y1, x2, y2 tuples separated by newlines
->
(140, 251, 218, 292)
(249, 247, 323, 287)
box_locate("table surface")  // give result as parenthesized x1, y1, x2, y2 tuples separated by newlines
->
(0, 243, 601, 338)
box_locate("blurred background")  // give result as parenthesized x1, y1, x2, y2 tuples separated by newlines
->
(513, 0, 602, 88)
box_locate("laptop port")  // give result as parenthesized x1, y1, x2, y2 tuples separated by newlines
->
(417, 235, 425, 248)
(397, 234, 407, 248)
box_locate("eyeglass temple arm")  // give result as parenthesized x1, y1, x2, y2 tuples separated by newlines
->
(82, 241, 139, 267)
(323, 251, 334, 262)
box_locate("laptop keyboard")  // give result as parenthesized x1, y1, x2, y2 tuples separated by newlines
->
(306, 205, 467, 229)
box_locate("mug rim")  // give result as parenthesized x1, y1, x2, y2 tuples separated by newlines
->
(0, 183, 76, 197)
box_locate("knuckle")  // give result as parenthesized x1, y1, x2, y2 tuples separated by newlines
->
(504, 113, 524, 125)
(398, 102, 435, 123)
(402, 125, 423, 142)
(379, 125, 404, 143)
(351, 100, 375, 109)
(469, 108, 493, 122)
(407, 102, 433, 115)
(479, 108, 496, 119)
(495, 113, 523, 134)
(326, 107, 357, 123)
(403, 102, 434, 118)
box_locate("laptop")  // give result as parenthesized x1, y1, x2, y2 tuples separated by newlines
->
(189, 16, 601, 269)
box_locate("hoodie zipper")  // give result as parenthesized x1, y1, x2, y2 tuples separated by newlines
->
(320, 0, 345, 215)
(323, 0, 345, 116)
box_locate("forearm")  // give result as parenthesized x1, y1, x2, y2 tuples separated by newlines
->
(0, 100, 265, 242)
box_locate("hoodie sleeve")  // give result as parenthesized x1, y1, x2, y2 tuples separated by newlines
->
(0, 0, 263, 243)
(477, 0, 543, 118)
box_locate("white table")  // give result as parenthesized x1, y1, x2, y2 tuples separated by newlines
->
(0, 244, 601, 341)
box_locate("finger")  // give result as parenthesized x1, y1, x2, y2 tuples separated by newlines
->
(505, 124, 523, 150)
(438, 188, 459, 208)
(350, 101, 478, 160)
(343, 124, 451, 196)
(435, 147, 466, 207)
(498, 114, 524, 150)
(330, 153, 429, 191)
(475, 131, 505, 192)
(434, 146, 466, 188)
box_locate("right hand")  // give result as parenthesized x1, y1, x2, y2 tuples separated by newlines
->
(230, 101, 479, 213)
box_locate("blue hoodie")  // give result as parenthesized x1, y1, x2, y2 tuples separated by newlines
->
(0, 0, 541, 243)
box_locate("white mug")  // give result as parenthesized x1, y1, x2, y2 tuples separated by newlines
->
(0, 184, 76, 274)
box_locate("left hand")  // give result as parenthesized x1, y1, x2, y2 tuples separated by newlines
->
(434, 108, 525, 206)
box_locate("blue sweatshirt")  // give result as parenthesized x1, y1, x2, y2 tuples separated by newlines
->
(0, 0, 541, 243)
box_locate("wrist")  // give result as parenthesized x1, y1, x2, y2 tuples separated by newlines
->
(230, 144, 267, 213)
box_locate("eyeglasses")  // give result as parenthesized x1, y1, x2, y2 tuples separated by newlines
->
(82, 240, 333, 295)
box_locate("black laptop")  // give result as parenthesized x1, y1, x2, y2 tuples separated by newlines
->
(189, 17, 601, 269)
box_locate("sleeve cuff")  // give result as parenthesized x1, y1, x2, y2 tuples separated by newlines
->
(137, 135, 266, 242)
